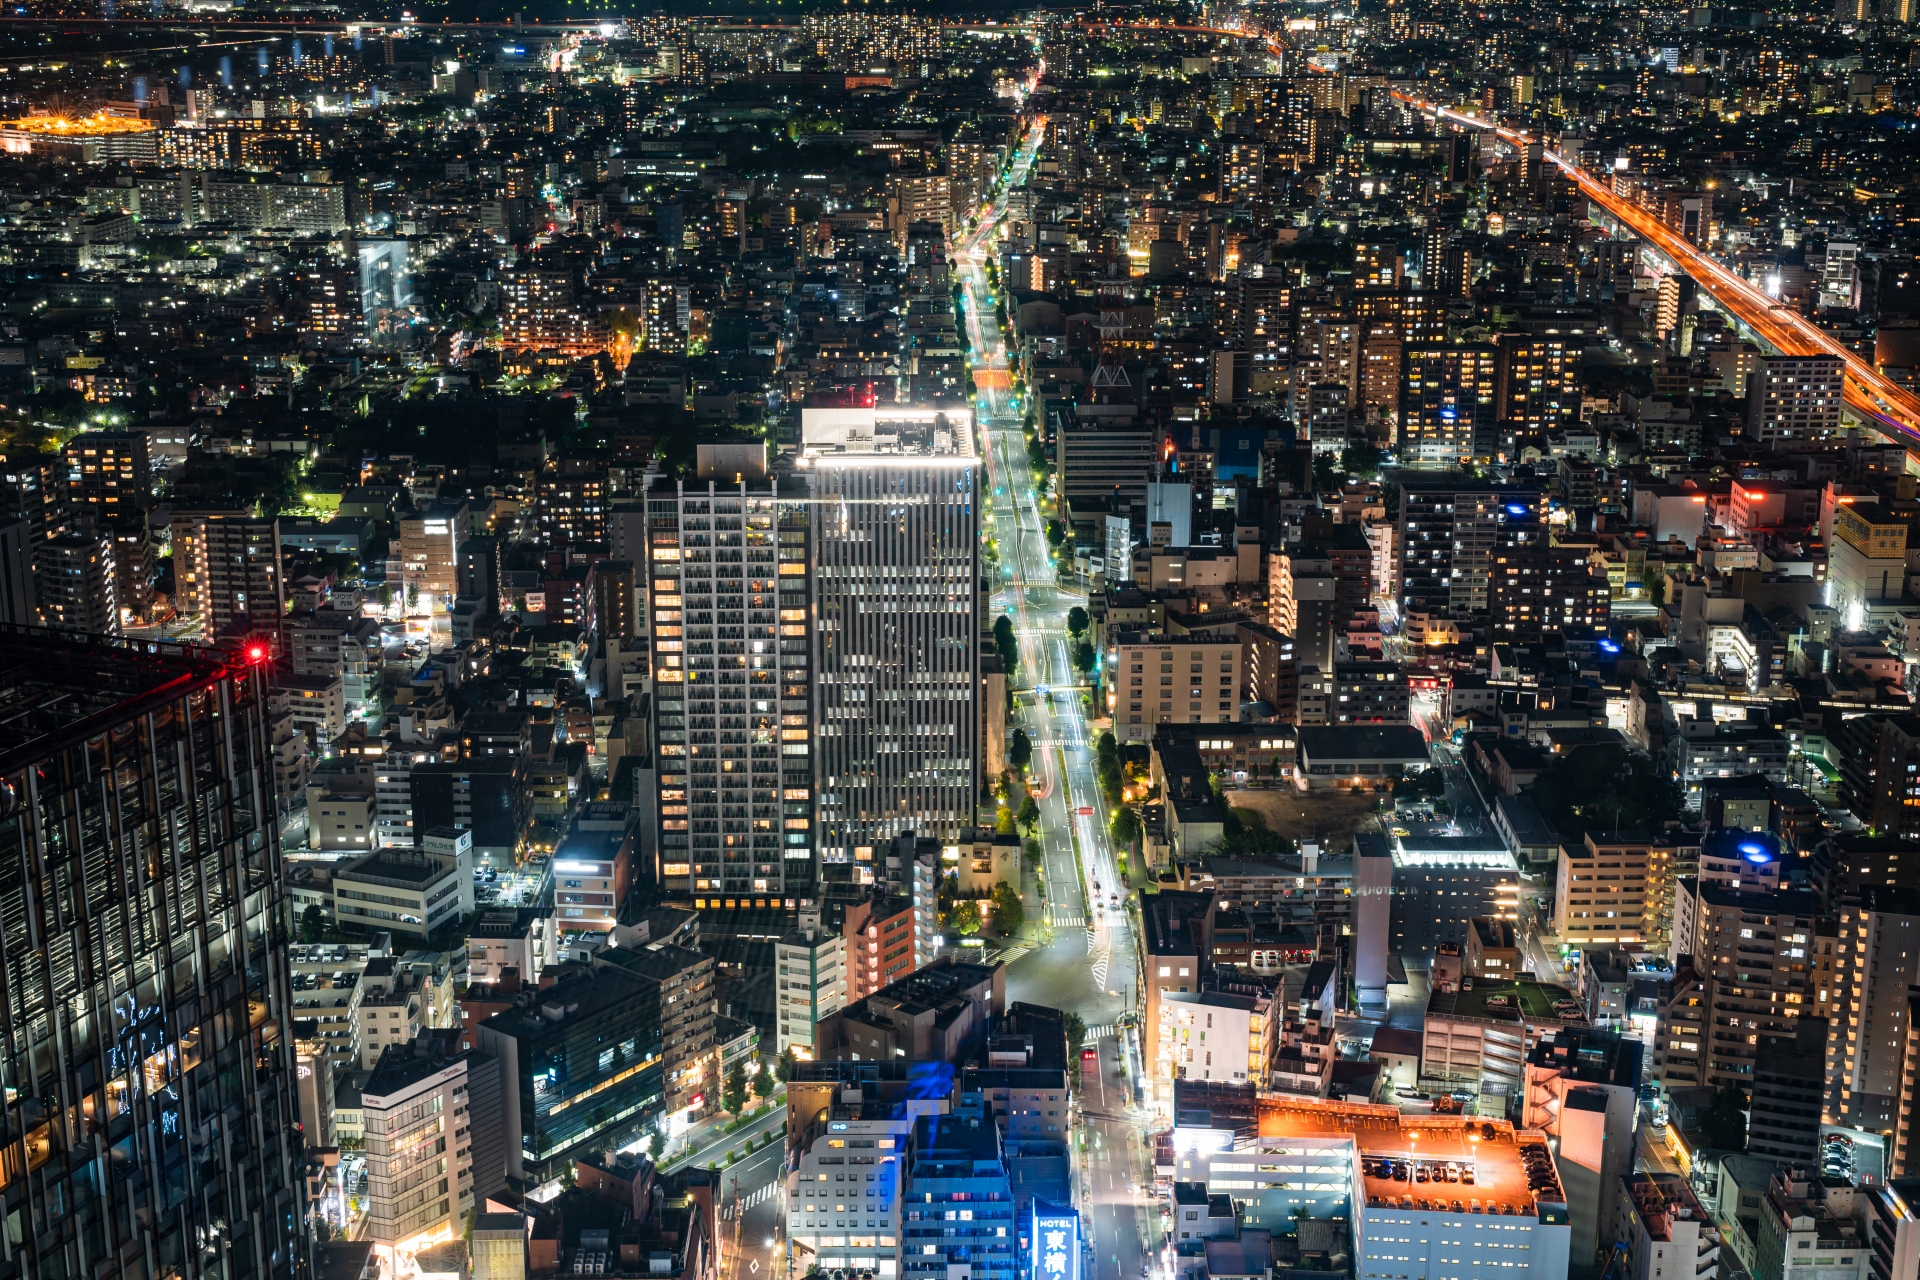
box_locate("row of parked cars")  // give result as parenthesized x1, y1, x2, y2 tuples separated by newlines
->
(1521, 1145, 1561, 1195)
(1822, 1133, 1854, 1180)
(1365, 1158, 1477, 1186)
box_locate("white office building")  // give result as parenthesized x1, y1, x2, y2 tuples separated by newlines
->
(1167, 1098, 1573, 1280)
(802, 404, 980, 875)
(775, 921, 847, 1057)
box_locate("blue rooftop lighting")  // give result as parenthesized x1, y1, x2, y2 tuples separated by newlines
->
(1739, 842, 1769, 863)
(1507, 503, 1529, 517)
(1598, 639, 1620, 654)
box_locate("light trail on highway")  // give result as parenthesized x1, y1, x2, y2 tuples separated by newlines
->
(1396, 92, 1920, 455)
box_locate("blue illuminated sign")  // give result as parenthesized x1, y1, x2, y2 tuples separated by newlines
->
(1739, 842, 1769, 864)
(1506, 504, 1529, 517)
(1598, 639, 1620, 654)
(829, 1121, 849, 1132)
(1031, 1200, 1079, 1280)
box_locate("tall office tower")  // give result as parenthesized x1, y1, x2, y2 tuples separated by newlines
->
(0, 628, 307, 1279)
(643, 475, 815, 906)
(170, 510, 285, 642)
(1493, 334, 1579, 431)
(1400, 343, 1499, 465)
(1827, 885, 1920, 1131)
(803, 405, 979, 894)
(1746, 355, 1845, 446)
(1395, 481, 1539, 620)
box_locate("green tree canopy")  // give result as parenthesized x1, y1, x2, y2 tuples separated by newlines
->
(722, 1061, 748, 1115)
(1110, 805, 1142, 847)
(1393, 769, 1447, 800)
(1009, 728, 1033, 772)
(1018, 793, 1041, 832)
(1530, 743, 1682, 838)
(1341, 441, 1383, 477)
(995, 804, 1018, 835)
(752, 1062, 776, 1101)
(1699, 1083, 1748, 1152)
(993, 614, 1020, 679)
(990, 881, 1025, 936)
(1067, 605, 1090, 636)
(950, 898, 983, 935)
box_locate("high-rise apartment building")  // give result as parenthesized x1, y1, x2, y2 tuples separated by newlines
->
(1395, 481, 1539, 620)
(1493, 334, 1579, 431)
(33, 528, 119, 635)
(61, 429, 151, 518)
(1554, 833, 1654, 949)
(643, 476, 815, 905)
(170, 510, 285, 642)
(1677, 882, 1823, 1087)
(803, 406, 979, 886)
(1827, 885, 1920, 1131)
(501, 268, 604, 354)
(1746, 355, 1844, 446)
(1615, 1173, 1725, 1280)
(0, 627, 308, 1279)
(1400, 343, 1498, 465)
(535, 469, 609, 545)
(843, 893, 925, 1001)
(904, 1113, 1019, 1280)
(1492, 544, 1612, 641)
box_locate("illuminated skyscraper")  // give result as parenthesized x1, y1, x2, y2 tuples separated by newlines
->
(0, 627, 307, 1279)
(643, 474, 815, 905)
(802, 403, 979, 896)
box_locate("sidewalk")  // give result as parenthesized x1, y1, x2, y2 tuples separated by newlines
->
(652, 1096, 786, 1172)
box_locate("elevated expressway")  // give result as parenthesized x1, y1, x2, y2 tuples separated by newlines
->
(1394, 92, 1920, 455)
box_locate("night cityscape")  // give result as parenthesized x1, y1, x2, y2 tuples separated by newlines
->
(1, 4, 1919, 1280)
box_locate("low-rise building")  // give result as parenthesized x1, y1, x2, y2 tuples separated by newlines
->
(1421, 979, 1589, 1095)
(1295, 724, 1430, 790)
(1616, 1171, 1724, 1280)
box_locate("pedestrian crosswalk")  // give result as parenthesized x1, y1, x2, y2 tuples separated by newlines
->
(1084, 1024, 1120, 1041)
(723, 1183, 782, 1219)
(993, 945, 1032, 966)
(1050, 913, 1087, 928)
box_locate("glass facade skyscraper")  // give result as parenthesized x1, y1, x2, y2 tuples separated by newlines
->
(802, 406, 980, 895)
(0, 626, 306, 1280)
